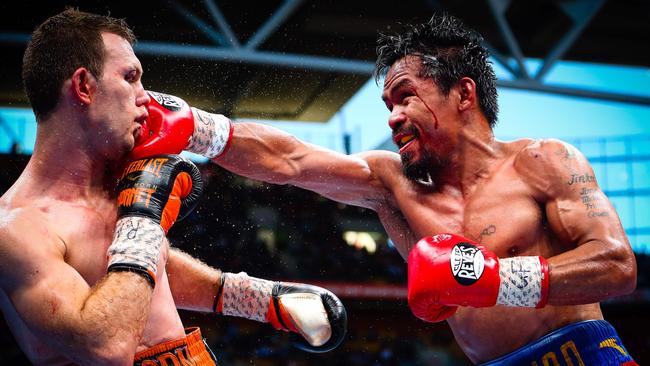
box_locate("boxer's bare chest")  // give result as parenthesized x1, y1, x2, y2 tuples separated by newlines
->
(382, 161, 549, 259)
(46, 200, 118, 285)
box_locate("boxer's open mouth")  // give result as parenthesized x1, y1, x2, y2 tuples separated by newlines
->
(393, 131, 418, 153)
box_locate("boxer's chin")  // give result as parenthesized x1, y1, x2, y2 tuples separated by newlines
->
(401, 151, 442, 183)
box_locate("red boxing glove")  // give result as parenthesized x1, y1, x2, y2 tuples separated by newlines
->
(130, 91, 233, 161)
(410, 302, 458, 323)
(408, 234, 549, 317)
(130, 91, 195, 160)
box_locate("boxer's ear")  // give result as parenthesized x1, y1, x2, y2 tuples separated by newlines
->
(70, 67, 97, 106)
(457, 77, 476, 113)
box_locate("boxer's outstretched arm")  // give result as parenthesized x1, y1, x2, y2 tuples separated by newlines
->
(515, 139, 637, 305)
(0, 210, 154, 365)
(131, 92, 393, 208)
(166, 248, 222, 312)
(166, 248, 347, 353)
(214, 122, 392, 209)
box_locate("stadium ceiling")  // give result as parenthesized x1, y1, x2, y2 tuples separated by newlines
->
(0, 0, 648, 122)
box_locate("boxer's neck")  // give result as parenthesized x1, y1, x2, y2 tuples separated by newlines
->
(25, 115, 115, 201)
(434, 119, 499, 197)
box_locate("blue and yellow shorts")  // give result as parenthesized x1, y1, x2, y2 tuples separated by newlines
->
(480, 320, 637, 366)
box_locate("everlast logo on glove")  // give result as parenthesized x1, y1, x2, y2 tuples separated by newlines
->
(120, 157, 169, 179)
(116, 157, 170, 211)
(115, 155, 204, 226)
(450, 243, 485, 285)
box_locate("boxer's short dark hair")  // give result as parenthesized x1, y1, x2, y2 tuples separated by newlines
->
(22, 8, 136, 119)
(375, 13, 499, 128)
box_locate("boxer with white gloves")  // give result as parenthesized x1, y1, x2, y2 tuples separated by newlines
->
(1, 9, 346, 365)
(214, 272, 347, 353)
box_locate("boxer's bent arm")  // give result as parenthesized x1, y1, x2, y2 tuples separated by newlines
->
(0, 210, 153, 365)
(515, 139, 636, 305)
(214, 122, 392, 209)
(166, 247, 221, 312)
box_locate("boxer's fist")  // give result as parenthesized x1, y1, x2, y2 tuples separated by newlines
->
(410, 302, 458, 323)
(217, 272, 346, 353)
(130, 91, 232, 160)
(108, 155, 203, 286)
(115, 154, 203, 232)
(130, 92, 195, 160)
(267, 282, 347, 353)
(408, 234, 549, 313)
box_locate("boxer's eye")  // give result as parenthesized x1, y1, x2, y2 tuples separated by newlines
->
(125, 70, 137, 83)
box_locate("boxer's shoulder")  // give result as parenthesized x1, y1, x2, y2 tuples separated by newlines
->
(512, 138, 578, 167)
(0, 205, 68, 288)
(0, 204, 50, 237)
(511, 138, 586, 198)
(358, 150, 403, 184)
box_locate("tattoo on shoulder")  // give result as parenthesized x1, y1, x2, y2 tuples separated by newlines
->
(555, 144, 576, 161)
(555, 144, 579, 171)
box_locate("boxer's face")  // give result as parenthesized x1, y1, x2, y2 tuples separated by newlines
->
(90, 32, 149, 159)
(382, 55, 459, 181)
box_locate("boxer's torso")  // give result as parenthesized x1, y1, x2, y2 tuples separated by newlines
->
(0, 175, 185, 365)
(371, 139, 603, 363)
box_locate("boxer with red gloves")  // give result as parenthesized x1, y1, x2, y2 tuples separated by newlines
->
(132, 88, 638, 364)
(128, 15, 639, 364)
(407, 233, 549, 322)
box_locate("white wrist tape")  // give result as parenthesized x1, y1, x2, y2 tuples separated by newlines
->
(188, 107, 232, 158)
(107, 216, 164, 286)
(221, 272, 273, 322)
(497, 256, 544, 307)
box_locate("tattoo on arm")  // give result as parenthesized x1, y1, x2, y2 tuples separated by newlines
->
(578, 187, 609, 218)
(567, 173, 595, 185)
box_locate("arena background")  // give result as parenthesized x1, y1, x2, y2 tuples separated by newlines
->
(1, 1, 649, 365)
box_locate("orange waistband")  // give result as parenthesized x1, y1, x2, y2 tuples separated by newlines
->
(134, 327, 217, 366)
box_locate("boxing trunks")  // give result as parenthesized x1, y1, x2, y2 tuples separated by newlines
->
(134, 327, 217, 366)
(480, 320, 637, 366)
